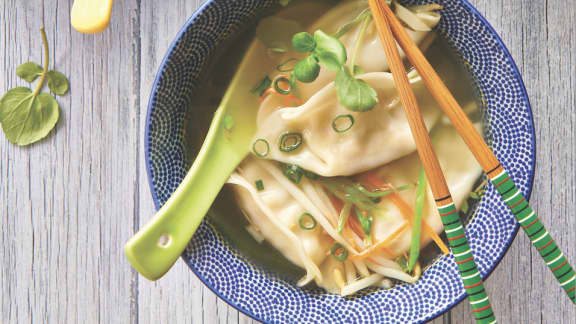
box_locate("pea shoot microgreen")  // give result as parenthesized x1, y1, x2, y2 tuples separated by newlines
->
(291, 29, 378, 112)
(0, 27, 69, 146)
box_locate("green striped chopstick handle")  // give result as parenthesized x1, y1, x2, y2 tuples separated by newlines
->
(488, 167, 576, 303)
(436, 198, 497, 324)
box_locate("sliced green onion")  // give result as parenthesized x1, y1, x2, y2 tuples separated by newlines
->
(396, 255, 410, 273)
(224, 114, 235, 131)
(250, 76, 272, 96)
(280, 163, 303, 184)
(338, 202, 352, 233)
(461, 200, 470, 214)
(252, 139, 270, 157)
(354, 206, 373, 237)
(255, 180, 264, 191)
(269, 47, 287, 53)
(332, 114, 355, 133)
(470, 192, 480, 200)
(408, 166, 427, 271)
(303, 169, 319, 180)
(274, 76, 292, 95)
(277, 58, 299, 72)
(330, 243, 348, 262)
(355, 183, 413, 198)
(279, 132, 302, 152)
(322, 180, 376, 211)
(299, 212, 317, 230)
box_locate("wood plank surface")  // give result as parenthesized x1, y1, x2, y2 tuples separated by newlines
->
(0, 0, 574, 323)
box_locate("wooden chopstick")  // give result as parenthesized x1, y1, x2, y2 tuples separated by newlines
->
(367, 1, 497, 322)
(378, 1, 576, 305)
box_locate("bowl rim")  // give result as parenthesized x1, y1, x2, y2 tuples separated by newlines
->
(144, 0, 536, 322)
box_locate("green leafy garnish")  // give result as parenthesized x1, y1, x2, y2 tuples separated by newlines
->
(252, 138, 270, 157)
(332, 114, 355, 133)
(354, 206, 373, 244)
(353, 65, 365, 75)
(255, 179, 264, 191)
(16, 62, 43, 82)
(0, 27, 68, 146)
(462, 180, 486, 214)
(224, 115, 235, 131)
(461, 200, 469, 214)
(337, 202, 351, 233)
(303, 169, 319, 180)
(293, 55, 320, 83)
(289, 28, 378, 112)
(408, 166, 427, 271)
(330, 243, 348, 262)
(313, 30, 347, 71)
(277, 58, 299, 72)
(251, 76, 272, 96)
(292, 32, 316, 52)
(280, 163, 304, 184)
(46, 70, 69, 95)
(396, 255, 410, 273)
(335, 67, 378, 112)
(299, 212, 317, 230)
(279, 132, 303, 152)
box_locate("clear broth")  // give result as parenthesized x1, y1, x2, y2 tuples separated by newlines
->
(182, 1, 485, 285)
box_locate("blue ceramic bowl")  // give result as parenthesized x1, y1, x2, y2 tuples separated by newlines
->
(145, 0, 535, 323)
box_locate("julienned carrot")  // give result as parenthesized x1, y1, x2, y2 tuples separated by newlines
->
(389, 194, 449, 255)
(360, 173, 450, 255)
(351, 222, 408, 260)
(259, 87, 302, 106)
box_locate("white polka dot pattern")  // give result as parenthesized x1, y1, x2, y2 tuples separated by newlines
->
(145, 0, 536, 323)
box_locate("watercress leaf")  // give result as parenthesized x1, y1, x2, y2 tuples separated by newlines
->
(46, 70, 69, 95)
(0, 88, 59, 145)
(292, 32, 316, 52)
(293, 55, 320, 83)
(313, 30, 347, 71)
(335, 67, 378, 112)
(256, 17, 303, 52)
(16, 62, 43, 82)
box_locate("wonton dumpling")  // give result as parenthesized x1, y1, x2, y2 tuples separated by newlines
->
(299, 1, 441, 100)
(316, 123, 483, 294)
(231, 123, 482, 294)
(368, 123, 483, 255)
(228, 157, 358, 285)
(253, 71, 442, 177)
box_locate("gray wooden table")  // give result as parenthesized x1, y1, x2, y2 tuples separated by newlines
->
(1, 0, 575, 323)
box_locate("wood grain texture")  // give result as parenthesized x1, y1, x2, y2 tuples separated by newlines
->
(0, 0, 573, 323)
(451, 0, 576, 323)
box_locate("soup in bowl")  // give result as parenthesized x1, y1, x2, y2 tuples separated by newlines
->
(145, 0, 535, 322)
